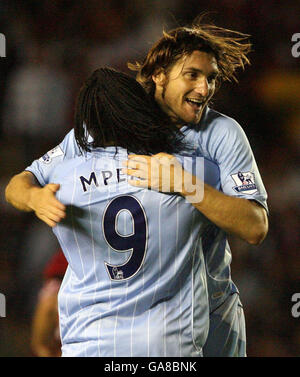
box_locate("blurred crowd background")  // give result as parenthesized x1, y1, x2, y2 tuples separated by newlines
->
(0, 0, 299, 357)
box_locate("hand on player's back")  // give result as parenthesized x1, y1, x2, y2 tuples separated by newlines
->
(122, 152, 186, 194)
(28, 183, 66, 227)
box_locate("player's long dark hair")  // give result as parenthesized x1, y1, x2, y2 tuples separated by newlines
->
(74, 67, 187, 155)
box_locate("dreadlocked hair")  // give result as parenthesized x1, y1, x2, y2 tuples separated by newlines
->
(128, 16, 251, 95)
(74, 67, 188, 155)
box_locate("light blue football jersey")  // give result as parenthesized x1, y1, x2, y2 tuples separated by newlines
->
(26, 129, 210, 357)
(180, 107, 268, 314)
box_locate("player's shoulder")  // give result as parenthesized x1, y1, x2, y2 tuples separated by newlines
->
(60, 128, 76, 148)
(202, 107, 249, 147)
(39, 128, 83, 166)
(203, 107, 244, 137)
(196, 108, 250, 162)
(59, 128, 82, 159)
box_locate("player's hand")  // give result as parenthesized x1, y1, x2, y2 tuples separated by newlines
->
(28, 184, 66, 227)
(122, 153, 188, 194)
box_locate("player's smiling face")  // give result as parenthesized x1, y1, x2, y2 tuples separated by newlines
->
(153, 50, 219, 125)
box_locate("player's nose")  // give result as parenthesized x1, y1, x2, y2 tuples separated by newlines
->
(194, 77, 209, 97)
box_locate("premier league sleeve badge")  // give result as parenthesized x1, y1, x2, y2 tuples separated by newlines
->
(231, 171, 258, 195)
(39, 146, 64, 164)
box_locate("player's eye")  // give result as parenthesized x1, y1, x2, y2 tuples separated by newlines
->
(185, 72, 198, 80)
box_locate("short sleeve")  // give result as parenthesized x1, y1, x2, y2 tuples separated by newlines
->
(25, 129, 80, 186)
(206, 115, 268, 213)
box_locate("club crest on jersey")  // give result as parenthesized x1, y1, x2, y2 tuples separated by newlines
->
(39, 146, 64, 164)
(231, 171, 257, 195)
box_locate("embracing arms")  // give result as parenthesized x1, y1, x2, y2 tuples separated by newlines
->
(122, 153, 268, 245)
(5, 154, 268, 243)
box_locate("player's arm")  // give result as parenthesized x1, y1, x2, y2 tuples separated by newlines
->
(122, 153, 268, 245)
(5, 171, 66, 227)
(183, 179, 268, 245)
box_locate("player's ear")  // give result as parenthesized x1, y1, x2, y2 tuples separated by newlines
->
(152, 70, 166, 87)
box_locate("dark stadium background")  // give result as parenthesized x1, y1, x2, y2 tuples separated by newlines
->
(0, 0, 299, 357)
